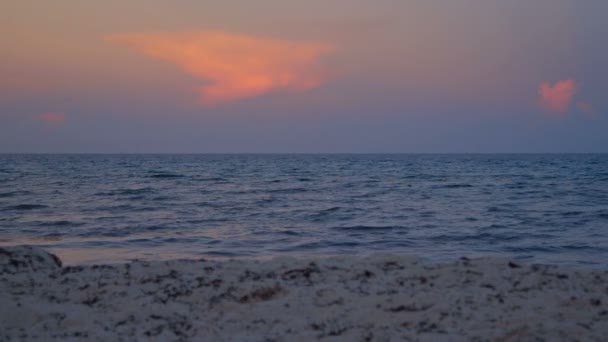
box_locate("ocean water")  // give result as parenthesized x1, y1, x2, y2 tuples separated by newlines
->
(1, 154, 607, 267)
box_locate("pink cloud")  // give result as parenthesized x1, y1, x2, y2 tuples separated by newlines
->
(538, 80, 577, 114)
(40, 112, 66, 125)
(105, 31, 335, 106)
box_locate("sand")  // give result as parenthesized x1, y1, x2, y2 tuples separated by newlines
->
(1, 246, 607, 341)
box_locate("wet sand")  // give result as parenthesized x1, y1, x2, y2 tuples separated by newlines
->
(1, 246, 606, 341)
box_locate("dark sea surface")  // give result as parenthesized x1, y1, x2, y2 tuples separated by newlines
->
(1, 154, 607, 267)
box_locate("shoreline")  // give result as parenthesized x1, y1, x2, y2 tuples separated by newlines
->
(1, 246, 606, 341)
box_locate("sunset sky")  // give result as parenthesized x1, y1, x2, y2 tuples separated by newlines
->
(1, 0, 607, 153)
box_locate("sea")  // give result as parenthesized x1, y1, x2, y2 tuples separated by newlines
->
(1, 154, 607, 267)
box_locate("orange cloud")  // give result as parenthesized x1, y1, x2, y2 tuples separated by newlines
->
(40, 112, 66, 124)
(538, 80, 577, 114)
(105, 31, 335, 106)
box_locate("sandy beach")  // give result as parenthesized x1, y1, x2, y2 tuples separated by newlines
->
(1, 246, 606, 341)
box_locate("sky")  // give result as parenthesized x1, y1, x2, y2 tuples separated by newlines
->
(1, 0, 607, 153)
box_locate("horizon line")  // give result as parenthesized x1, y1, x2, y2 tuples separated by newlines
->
(1, 152, 607, 155)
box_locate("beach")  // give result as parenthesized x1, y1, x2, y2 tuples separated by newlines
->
(1, 246, 606, 341)
(4, 0, 608, 340)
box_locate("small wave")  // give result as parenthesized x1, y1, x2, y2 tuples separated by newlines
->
(485, 224, 508, 229)
(151, 196, 173, 201)
(255, 197, 277, 205)
(505, 183, 529, 189)
(95, 231, 130, 237)
(36, 220, 82, 227)
(330, 241, 361, 247)
(144, 225, 168, 231)
(476, 232, 525, 242)
(148, 173, 184, 179)
(353, 190, 391, 198)
(118, 188, 154, 195)
(40, 232, 64, 239)
(194, 176, 226, 182)
(287, 242, 326, 250)
(418, 211, 436, 217)
(131, 206, 158, 212)
(279, 230, 302, 236)
(432, 232, 555, 244)
(198, 201, 232, 208)
(309, 207, 346, 221)
(333, 225, 402, 231)
(6, 204, 48, 210)
(504, 246, 557, 253)
(99, 187, 155, 196)
(97, 204, 159, 212)
(438, 184, 473, 189)
(0, 191, 32, 198)
(558, 244, 608, 252)
(94, 204, 135, 211)
(430, 234, 481, 242)
(202, 250, 241, 257)
(561, 211, 584, 217)
(127, 238, 155, 243)
(94, 215, 127, 222)
(267, 187, 309, 194)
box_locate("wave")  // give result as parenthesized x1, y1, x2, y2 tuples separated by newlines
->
(332, 225, 403, 231)
(267, 187, 309, 194)
(5, 204, 48, 210)
(148, 173, 185, 179)
(193, 177, 228, 183)
(319, 207, 341, 213)
(151, 196, 173, 201)
(437, 183, 473, 189)
(36, 220, 82, 227)
(430, 232, 555, 243)
(561, 211, 584, 217)
(97, 187, 155, 196)
(0, 191, 32, 198)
